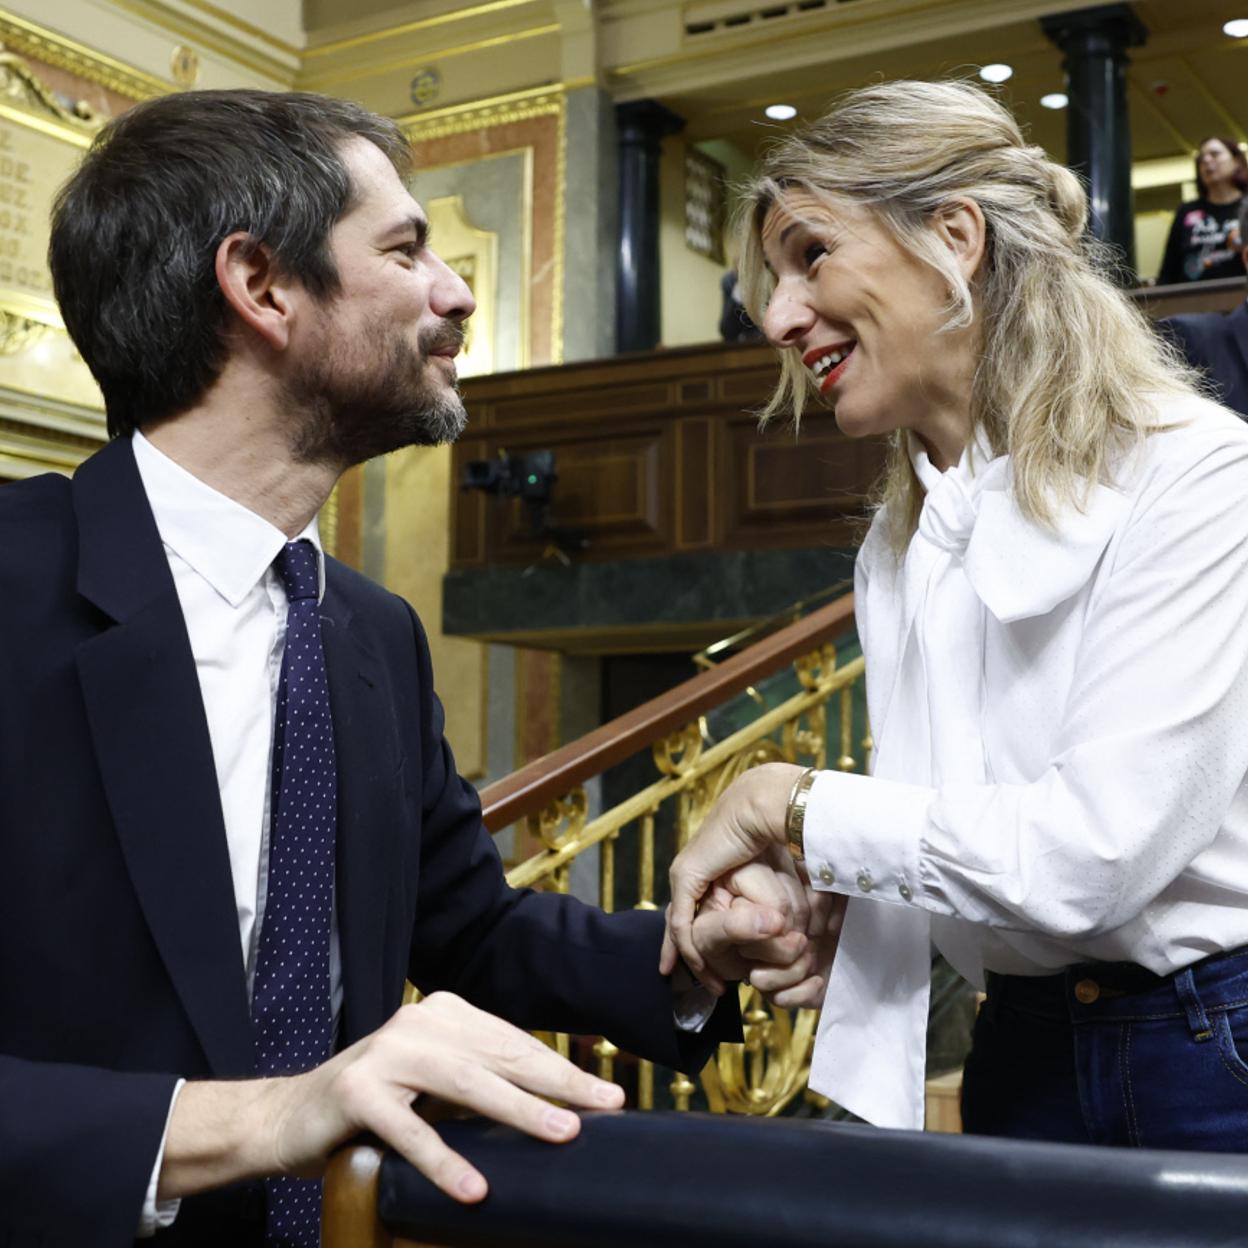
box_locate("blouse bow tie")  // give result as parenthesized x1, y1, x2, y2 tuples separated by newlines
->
(911, 435, 1130, 624)
(917, 456, 991, 555)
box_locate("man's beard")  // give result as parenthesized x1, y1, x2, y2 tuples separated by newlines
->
(284, 317, 467, 468)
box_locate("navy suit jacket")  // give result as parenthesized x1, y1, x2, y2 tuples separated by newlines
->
(1162, 299, 1248, 419)
(0, 437, 734, 1247)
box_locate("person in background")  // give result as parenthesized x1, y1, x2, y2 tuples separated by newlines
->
(1156, 136, 1247, 285)
(719, 267, 764, 342)
(1161, 196, 1248, 418)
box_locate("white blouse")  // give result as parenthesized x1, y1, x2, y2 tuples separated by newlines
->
(803, 394, 1248, 1130)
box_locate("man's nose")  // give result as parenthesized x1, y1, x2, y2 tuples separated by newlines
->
(430, 253, 476, 322)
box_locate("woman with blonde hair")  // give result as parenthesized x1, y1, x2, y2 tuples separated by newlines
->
(662, 79, 1248, 1148)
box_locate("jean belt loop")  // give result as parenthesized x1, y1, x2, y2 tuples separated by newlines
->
(1173, 967, 1214, 1041)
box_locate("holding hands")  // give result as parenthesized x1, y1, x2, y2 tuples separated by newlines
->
(661, 763, 845, 1010)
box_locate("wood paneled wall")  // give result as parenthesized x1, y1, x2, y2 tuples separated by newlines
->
(453, 340, 886, 568)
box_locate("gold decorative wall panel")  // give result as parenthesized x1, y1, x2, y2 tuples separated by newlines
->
(400, 86, 565, 366)
(0, 12, 166, 101)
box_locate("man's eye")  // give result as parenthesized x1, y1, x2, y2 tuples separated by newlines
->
(395, 242, 420, 259)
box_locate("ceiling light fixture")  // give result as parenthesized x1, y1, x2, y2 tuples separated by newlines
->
(979, 63, 1014, 83)
(1224, 18, 1248, 37)
(765, 104, 798, 120)
(1040, 93, 1069, 110)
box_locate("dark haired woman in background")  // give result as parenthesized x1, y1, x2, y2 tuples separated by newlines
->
(1156, 136, 1247, 285)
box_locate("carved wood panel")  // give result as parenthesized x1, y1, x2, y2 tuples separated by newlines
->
(453, 342, 880, 567)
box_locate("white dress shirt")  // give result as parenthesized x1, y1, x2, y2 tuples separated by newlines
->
(130, 430, 331, 1232)
(804, 395, 1248, 1130)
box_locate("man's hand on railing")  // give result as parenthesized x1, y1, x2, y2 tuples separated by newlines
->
(160, 992, 625, 1209)
(662, 763, 843, 1006)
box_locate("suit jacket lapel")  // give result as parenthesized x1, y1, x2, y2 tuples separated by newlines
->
(72, 438, 254, 1077)
(320, 574, 394, 1045)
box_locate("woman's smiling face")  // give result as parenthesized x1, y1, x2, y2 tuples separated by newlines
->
(759, 190, 981, 466)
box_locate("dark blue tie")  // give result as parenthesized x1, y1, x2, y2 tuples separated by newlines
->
(253, 539, 337, 1247)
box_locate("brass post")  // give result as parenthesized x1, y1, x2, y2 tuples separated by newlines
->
(638, 1058, 655, 1109)
(600, 829, 616, 914)
(670, 1071, 695, 1111)
(636, 808, 658, 911)
(593, 1036, 619, 1083)
(837, 686, 855, 771)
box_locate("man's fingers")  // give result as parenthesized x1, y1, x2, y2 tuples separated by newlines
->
(746, 949, 816, 994)
(392, 996, 623, 1111)
(659, 925, 678, 976)
(731, 930, 808, 966)
(421, 1059, 590, 1144)
(365, 1095, 488, 1204)
(690, 902, 785, 957)
(766, 976, 827, 1010)
(722, 861, 796, 918)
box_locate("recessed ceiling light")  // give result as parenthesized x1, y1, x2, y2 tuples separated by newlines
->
(1040, 92, 1069, 110)
(765, 104, 798, 121)
(1224, 18, 1248, 37)
(979, 63, 1014, 84)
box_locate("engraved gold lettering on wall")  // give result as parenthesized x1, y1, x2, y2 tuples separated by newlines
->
(0, 51, 102, 409)
(0, 124, 50, 312)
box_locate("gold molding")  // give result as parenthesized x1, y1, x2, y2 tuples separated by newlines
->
(161, 0, 299, 58)
(401, 87, 565, 366)
(0, 10, 168, 100)
(104, 0, 297, 87)
(413, 147, 532, 371)
(552, 92, 565, 365)
(398, 83, 565, 143)
(297, 23, 559, 92)
(303, 0, 540, 60)
(0, 48, 104, 144)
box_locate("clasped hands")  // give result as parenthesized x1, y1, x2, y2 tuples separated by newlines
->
(660, 762, 845, 1008)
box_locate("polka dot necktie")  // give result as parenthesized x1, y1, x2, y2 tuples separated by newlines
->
(252, 539, 337, 1247)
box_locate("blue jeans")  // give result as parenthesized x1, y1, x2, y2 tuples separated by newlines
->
(961, 948, 1248, 1150)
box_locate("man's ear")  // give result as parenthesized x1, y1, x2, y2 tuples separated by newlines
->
(214, 232, 297, 352)
(935, 198, 988, 284)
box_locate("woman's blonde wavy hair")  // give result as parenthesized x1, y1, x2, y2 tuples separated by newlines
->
(737, 79, 1201, 549)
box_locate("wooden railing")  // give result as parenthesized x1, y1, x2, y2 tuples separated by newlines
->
(478, 592, 856, 833)
(473, 590, 869, 1118)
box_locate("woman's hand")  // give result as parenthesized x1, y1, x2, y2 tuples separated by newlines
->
(746, 875, 846, 1009)
(660, 762, 807, 980)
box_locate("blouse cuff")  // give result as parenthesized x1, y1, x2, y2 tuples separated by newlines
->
(802, 770, 933, 909)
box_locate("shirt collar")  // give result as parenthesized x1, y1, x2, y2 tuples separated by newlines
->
(131, 429, 325, 608)
(907, 426, 997, 493)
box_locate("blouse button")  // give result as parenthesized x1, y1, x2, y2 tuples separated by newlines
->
(856, 870, 874, 893)
(817, 863, 836, 885)
(898, 882, 913, 902)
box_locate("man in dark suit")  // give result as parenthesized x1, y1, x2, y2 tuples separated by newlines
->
(0, 90, 808, 1247)
(1162, 198, 1248, 418)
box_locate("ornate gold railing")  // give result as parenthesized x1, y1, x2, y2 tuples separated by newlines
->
(479, 592, 868, 1117)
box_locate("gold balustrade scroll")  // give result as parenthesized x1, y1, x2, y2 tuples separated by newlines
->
(502, 643, 868, 1118)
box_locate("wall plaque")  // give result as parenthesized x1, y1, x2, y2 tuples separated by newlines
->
(0, 47, 106, 445)
(0, 49, 97, 332)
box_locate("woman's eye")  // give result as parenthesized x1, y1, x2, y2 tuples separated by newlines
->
(802, 241, 827, 270)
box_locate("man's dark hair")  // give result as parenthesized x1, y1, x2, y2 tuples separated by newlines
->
(49, 89, 412, 437)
